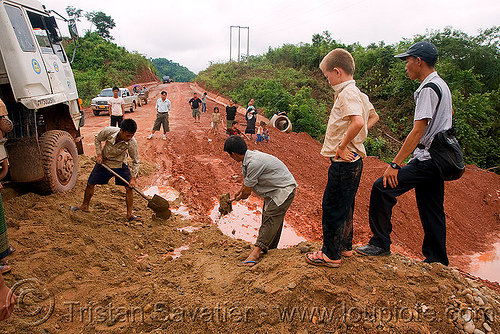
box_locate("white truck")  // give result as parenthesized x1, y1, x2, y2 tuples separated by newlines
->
(91, 87, 139, 116)
(0, 0, 84, 193)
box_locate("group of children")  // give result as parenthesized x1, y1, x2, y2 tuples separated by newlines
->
(211, 106, 269, 143)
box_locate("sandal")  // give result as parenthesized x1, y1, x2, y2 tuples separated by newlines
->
(0, 265, 11, 274)
(305, 251, 341, 268)
(127, 215, 143, 222)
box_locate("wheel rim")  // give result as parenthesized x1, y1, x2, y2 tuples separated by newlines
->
(56, 147, 74, 185)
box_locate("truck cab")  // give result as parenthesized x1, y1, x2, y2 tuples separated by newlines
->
(0, 0, 84, 193)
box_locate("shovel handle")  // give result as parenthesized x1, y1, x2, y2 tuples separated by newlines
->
(100, 163, 149, 201)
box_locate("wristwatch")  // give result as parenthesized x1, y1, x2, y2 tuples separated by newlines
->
(389, 162, 401, 170)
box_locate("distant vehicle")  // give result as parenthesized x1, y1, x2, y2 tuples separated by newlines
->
(138, 89, 148, 105)
(0, 0, 84, 193)
(91, 88, 139, 116)
(162, 75, 173, 84)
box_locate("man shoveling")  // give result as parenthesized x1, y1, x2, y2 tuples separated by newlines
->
(224, 136, 297, 266)
(72, 119, 141, 221)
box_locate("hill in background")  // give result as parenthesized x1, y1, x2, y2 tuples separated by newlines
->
(152, 58, 196, 82)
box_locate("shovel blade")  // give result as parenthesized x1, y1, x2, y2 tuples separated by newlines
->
(148, 194, 170, 214)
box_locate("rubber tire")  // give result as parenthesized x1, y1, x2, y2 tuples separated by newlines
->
(37, 130, 78, 194)
(130, 101, 136, 113)
(93, 109, 100, 116)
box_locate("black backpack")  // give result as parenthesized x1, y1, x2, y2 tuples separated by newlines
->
(421, 82, 465, 181)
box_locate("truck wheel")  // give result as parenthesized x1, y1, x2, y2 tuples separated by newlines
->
(38, 130, 78, 193)
(93, 109, 100, 116)
(130, 101, 136, 113)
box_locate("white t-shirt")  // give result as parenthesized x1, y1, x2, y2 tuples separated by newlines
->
(108, 97, 124, 117)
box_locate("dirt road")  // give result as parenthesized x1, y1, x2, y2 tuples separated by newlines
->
(0, 82, 499, 333)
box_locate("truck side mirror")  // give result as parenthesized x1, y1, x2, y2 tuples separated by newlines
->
(44, 16, 63, 43)
(68, 19, 79, 39)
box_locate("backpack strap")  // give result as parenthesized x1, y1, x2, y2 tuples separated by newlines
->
(422, 82, 442, 110)
(416, 82, 443, 149)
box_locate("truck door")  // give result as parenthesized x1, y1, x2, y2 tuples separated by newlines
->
(0, 3, 51, 100)
(26, 11, 78, 100)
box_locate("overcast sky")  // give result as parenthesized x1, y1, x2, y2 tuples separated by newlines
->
(45, 0, 500, 74)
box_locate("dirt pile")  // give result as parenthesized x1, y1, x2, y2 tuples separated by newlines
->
(1, 82, 499, 333)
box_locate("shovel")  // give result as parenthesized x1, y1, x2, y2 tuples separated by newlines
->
(101, 163, 171, 217)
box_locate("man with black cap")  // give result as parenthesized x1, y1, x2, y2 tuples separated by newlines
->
(357, 41, 453, 266)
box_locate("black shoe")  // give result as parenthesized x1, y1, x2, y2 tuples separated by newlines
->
(356, 244, 391, 256)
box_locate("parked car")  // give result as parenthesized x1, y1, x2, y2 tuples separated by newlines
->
(91, 88, 139, 116)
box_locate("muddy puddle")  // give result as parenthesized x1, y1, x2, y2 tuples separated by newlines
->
(143, 185, 192, 219)
(209, 196, 307, 249)
(467, 241, 500, 284)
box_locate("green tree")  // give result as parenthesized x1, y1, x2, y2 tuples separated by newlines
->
(84, 11, 116, 41)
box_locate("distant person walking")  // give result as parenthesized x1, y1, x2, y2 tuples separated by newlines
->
(305, 48, 378, 268)
(109, 86, 124, 127)
(189, 92, 202, 123)
(226, 99, 237, 131)
(357, 41, 453, 266)
(245, 98, 257, 139)
(201, 92, 208, 113)
(147, 91, 171, 140)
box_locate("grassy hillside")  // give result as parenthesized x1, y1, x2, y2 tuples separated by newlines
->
(64, 32, 158, 105)
(152, 58, 196, 82)
(197, 28, 500, 170)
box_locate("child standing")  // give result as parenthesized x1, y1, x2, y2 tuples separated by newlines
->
(255, 122, 263, 143)
(212, 107, 221, 134)
(262, 123, 269, 143)
(305, 49, 379, 268)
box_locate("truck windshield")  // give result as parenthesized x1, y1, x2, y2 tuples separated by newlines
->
(100, 89, 120, 97)
(4, 4, 36, 52)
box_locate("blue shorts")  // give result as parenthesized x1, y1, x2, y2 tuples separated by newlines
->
(87, 163, 131, 187)
(256, 134, 263, 142)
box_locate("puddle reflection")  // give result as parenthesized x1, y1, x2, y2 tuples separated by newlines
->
(209, 197, 307, 249)
(468, 242, 500, 284)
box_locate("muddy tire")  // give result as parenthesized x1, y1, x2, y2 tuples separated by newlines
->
(130, 101, 136, 113)
(37, 130, 78, 194)
(93, 109, 100, 116)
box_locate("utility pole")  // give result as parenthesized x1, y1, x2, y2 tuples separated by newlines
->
(229, 26, 249, 62)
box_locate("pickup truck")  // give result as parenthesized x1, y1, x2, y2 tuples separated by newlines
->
(91, 88, 139, 116)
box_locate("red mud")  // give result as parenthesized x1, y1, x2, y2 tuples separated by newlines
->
(85, 82, 500, 287)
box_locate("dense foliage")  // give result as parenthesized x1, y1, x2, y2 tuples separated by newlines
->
(64, 32, 157, 105)
(197, 28, 500, 170)
(151, 58, 196, 82)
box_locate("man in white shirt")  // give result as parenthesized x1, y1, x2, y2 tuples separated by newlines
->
(109, 87, 125, 127)
(148, 91, 171, 140)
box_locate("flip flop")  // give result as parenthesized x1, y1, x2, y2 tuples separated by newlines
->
(70, 206, 79, 211)
(0, 265, 11, 274)
(305, 252, 341, 268)
(128, 215, 143, 222)
(241, 260, 256, 267)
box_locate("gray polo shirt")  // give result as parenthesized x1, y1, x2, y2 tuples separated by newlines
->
(242, 150, 297, 206)
(411, 71, 453, 162)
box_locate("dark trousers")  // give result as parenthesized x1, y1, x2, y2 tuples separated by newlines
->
(368, 159, 448, 265)
(110, 115, 123, 127)
(321, 159, 363, 260)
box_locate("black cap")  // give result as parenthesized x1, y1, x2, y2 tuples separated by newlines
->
(395, 41, 438, 64)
